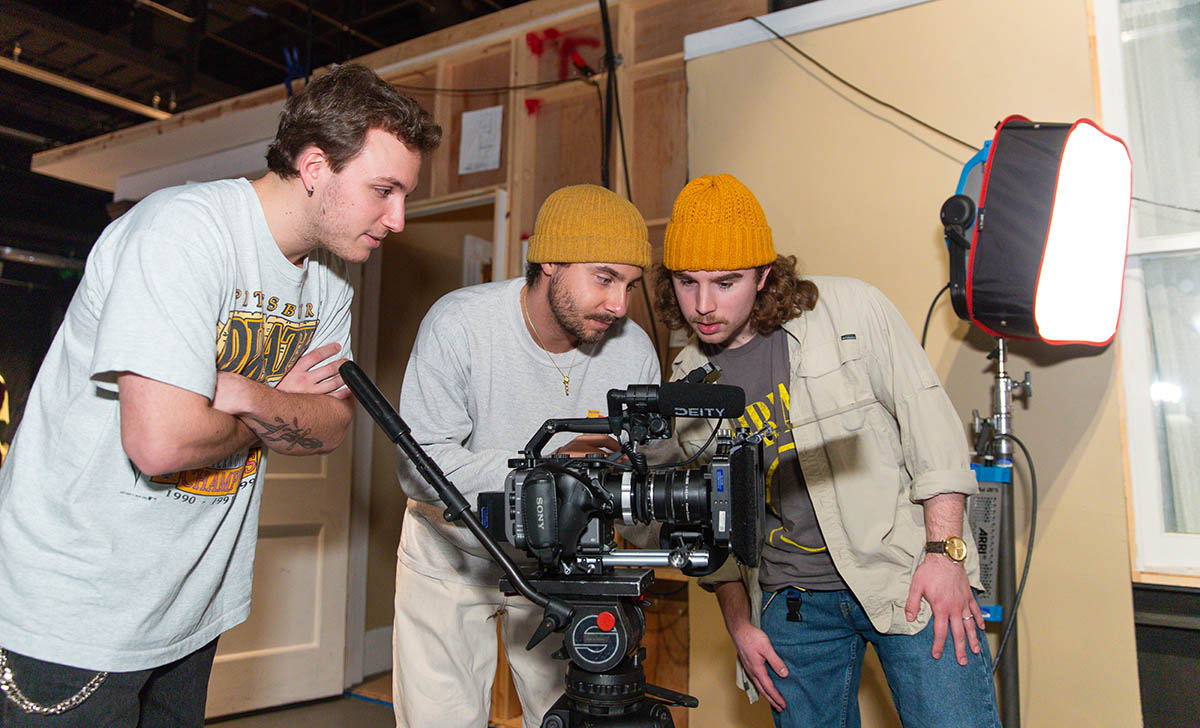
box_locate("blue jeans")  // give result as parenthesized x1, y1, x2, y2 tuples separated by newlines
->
(761, 588, 1001, 728)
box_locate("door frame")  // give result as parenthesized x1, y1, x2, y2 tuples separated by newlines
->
(344, 186, 509, 685)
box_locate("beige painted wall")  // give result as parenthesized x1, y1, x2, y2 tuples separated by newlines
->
(684, 0, 1142, 726)
(366, 205, 496, 630)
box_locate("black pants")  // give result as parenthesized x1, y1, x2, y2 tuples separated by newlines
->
(0, 639, 218, 728)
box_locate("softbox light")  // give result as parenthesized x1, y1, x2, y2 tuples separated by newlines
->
(946, 115, 1133, 346)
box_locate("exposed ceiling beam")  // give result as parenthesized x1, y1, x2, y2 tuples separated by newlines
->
(0, 57, 172, 120)
(203, 32, 286, 71)
(312, 1, 421, 42)
(0, 122, 57, 147)
(218, 0, 340, 52)
(278, 0, 386, 49)
(0, 246, 85, 271)
(133, 0, 198, 24)
(0, 0, 241, 99)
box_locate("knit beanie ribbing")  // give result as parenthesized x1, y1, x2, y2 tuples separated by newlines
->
(662, 174, 775, 271)
(526, 184, 651, 269)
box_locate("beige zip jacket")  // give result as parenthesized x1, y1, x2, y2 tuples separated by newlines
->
(674, 276, 982, 701)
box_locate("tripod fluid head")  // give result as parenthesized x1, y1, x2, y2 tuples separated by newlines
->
(500, 569, 696, 727)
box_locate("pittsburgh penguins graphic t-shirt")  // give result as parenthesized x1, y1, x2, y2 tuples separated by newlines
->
(706, 328, 848, 592)
(0, 179, 353, 671)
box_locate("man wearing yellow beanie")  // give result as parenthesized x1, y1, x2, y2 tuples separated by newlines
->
(654, 174, 1000, 728)
(391, 184, 660, 728)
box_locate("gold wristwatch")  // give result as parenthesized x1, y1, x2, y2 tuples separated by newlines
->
(925, 535, 967, 563)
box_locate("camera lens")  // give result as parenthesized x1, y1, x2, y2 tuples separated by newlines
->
(646, 468, 709, 525)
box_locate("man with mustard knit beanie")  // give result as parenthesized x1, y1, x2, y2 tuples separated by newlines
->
(392, 183, 660, 728)
(654, 174, 1000, 728)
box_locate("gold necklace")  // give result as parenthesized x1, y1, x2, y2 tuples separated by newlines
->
(521, 286, 578, 396)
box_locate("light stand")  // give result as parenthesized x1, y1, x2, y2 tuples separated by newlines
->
(971, 338, 1031, 728)
(941, 116, 1130, 727)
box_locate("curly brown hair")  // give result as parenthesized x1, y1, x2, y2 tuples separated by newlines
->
(653, 255, 819, 337)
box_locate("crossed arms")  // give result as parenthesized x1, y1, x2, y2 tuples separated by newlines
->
(119, 342, 353, 477)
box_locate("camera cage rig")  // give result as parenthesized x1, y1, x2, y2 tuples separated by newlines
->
(484, 361, 765, 580)
(339, 361, 766, 727)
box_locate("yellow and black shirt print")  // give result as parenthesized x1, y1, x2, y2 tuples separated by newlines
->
(708, 327, 846, 590)
(149, 296, 319, 496)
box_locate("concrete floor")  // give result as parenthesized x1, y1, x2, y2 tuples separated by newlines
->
(206, 695, 394, 728)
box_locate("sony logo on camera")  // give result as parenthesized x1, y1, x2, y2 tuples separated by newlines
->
(672, 406, 727, 418)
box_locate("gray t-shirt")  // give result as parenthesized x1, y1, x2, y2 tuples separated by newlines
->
(0, 179, 354, 671)
(396, 277, 661, 587)
(707, 328, 848, 592)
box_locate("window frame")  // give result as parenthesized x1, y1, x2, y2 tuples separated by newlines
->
(1095, 0, 1200, 582)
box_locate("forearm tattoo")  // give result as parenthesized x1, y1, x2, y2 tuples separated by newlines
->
(250, 416, 323, 451)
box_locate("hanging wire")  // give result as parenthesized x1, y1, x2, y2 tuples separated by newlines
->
(987, 432, 1038, 673)
(1133, 196, 1200, 214)
(745, 16, 980, 153)
(920, 283, 951, 349)
(746, 16, 1199, 220)
(588, 0, 664, 361)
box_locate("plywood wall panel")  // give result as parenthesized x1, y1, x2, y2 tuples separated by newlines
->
(388, 67, 439, 203)
(523, 89, 608, 239)
(633, 0, 766, 64)
(526, 14, 615, 84)
(446, 43, 513, 194)
(632, 67, 687, 223)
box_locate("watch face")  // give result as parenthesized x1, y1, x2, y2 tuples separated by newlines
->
(945, 536, 967, 562)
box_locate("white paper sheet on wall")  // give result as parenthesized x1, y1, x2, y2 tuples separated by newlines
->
(458, 105, 503, 175)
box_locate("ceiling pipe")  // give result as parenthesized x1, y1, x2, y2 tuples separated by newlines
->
(278, 0, 386, 49)
(133, 0, 197, 24)
(1, 246, 85, 271)
(0, 122, 57, 147)
(202, 32, 286, 71)
(0, 56, 171, 120)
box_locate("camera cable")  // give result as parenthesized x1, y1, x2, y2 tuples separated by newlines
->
(650, 419, 724, 471)
(987, 432, 1038, 673)
(920, 282, 951, 349)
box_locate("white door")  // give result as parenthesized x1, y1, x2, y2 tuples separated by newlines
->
(203, 260, 363, 717)
(203, 437, 354, 716)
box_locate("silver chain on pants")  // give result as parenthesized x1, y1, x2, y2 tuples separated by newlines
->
(0, 649, 108, 715)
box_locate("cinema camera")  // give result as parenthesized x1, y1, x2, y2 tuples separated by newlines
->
(478, 363, 765, 580)
(340, 361, 766, 727)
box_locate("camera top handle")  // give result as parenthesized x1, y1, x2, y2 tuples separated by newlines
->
(520, 383, 677, 461)
(338, 361, 574, 650)
(521, 416, 614, 460)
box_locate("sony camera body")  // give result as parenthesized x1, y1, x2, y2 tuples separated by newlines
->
(477, 369, 766, 580)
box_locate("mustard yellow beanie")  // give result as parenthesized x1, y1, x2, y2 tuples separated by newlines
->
(526, 184, 651, 269)
(663, 174, 775, 271)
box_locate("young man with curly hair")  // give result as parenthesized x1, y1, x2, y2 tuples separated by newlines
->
(653, 174, 1000, 728)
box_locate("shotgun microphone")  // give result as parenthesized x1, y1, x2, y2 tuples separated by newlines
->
(655, 382, 745, 420)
